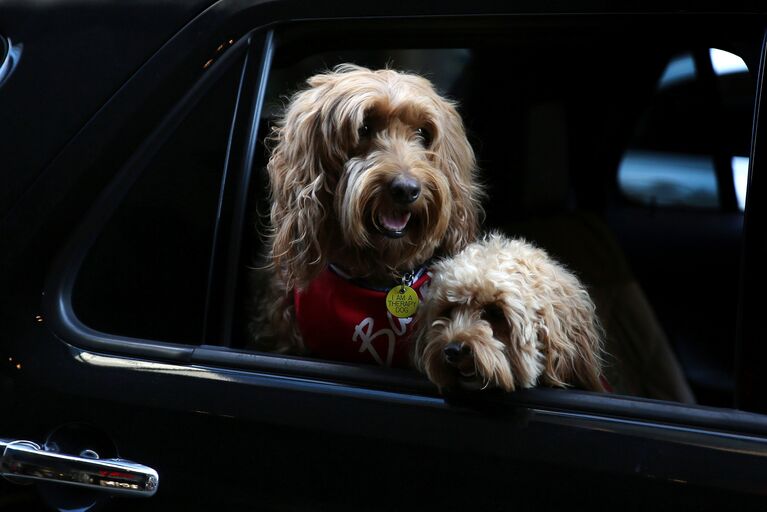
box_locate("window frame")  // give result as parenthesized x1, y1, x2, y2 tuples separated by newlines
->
(736, 30, 767, 414)
(208, 17, 767, 422)
(44, 13, 767, 436)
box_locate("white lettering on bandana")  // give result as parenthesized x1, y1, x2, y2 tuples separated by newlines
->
(352, 313, 413, 367)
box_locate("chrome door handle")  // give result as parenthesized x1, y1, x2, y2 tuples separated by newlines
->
(0, 438, 159, 497)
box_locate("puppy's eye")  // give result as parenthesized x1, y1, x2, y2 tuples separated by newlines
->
(481, 305, 504, 321)
(416, 127, 433, 147)
(358, 123, 371, 139)
(440, 305, 456, 319)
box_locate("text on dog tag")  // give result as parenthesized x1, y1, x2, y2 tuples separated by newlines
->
(386, 285, 419, 318)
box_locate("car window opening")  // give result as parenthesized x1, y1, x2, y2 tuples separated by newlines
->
(240, 32, 755, 409)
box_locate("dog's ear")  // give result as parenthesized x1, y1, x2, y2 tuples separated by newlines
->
(537, 282, 606, 392)
(267, 84, 338, 290)
(431, 103, 485, 254)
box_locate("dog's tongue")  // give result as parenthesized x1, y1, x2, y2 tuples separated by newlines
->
(380, 211, 411, 232)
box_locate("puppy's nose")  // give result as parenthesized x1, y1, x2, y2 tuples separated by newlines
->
(444, 342, 471, 364)
(389, 175, 421, 204)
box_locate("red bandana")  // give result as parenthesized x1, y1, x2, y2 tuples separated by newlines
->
(294, 267, 431, 368)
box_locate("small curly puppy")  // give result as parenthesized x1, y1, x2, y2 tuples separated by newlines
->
(414, 233, 606, 392)
(249, 64, 483, 364)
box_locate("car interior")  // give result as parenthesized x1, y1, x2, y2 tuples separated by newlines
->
(69, 18, 758, 409)
(239, 22, 756, 408)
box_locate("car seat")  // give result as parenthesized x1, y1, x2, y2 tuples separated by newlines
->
(494, 101, 696, 403)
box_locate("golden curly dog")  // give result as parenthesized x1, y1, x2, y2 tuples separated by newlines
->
(249, 64, 484, 358)
(415, 233, 606, 393)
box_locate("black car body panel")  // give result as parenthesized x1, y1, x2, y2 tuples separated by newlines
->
(2, 1, 767, 509)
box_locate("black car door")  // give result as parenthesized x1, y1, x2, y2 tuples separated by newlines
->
(2, 2, 767, 511)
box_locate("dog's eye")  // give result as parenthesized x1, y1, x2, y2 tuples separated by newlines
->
(416, 127, 433, 147)
(481, 305, 504, 321)
(440, 305, 456, 319)
(358, 124, 371, 139)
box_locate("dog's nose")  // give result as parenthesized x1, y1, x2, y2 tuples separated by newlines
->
(444, 342, 471, 363)
(389, 175, 421, 204)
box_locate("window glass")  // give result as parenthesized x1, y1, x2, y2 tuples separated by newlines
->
(619, 151, 719, 208)
(618, 48, 752, 211)
(657, 52, 696, 88)
(732, 155, 749, 210)
(72, 55, 244, 343)
(709, 48, 749, 76)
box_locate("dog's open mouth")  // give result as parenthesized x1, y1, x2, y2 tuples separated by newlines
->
(377, 210, 412, 238)
(450, 358, 483, 388)
(457, 369, 485, 391)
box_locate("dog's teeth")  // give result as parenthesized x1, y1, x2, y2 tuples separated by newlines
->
(379, 211, 411, 232)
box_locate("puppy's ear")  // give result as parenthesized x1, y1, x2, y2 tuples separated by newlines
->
(431, 103, 485, 254)
(267, 83, 338, 290)
(538, 280, 606, 392)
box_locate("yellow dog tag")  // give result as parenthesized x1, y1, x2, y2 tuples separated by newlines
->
(386, 285, 419, 318)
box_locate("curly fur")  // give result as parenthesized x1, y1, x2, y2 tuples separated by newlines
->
(414, 233, 606, 392)
(249, 64, 484, 353)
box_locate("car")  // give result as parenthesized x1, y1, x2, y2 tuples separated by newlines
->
(2, 1, 767, 510)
